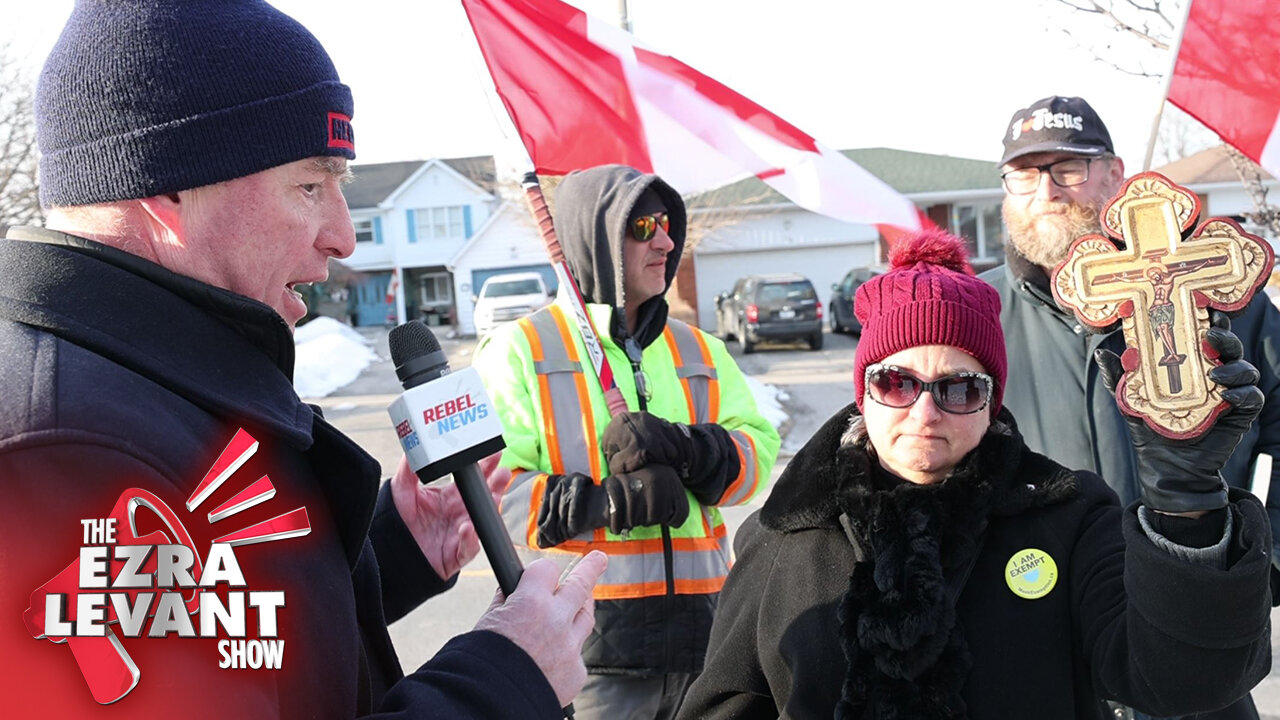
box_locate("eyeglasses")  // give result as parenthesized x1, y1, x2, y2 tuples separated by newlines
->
(864, 363, 993, 415)
(631, 212, 670, 242)
(1001, 157, 1098, 195)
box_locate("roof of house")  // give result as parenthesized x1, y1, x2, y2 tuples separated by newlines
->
(685, 147, 1002, 209)
(442, 156, 498, 192)
(1154, 144, 1275, 185)
(342, 156, 498, 209)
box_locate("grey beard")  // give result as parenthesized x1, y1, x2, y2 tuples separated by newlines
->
(1003, 201, 1103, 269)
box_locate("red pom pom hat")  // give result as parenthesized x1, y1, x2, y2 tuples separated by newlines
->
(853, 229, 1007, 414)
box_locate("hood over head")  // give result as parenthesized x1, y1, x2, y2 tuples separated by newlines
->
(553, 165, 686, 346)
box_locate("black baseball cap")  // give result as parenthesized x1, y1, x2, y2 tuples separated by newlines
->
(1000, 96, 1114, 166)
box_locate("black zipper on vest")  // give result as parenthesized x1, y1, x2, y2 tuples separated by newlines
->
(624, 335, 677, 601)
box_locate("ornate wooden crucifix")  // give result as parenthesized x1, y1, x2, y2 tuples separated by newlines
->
(1052, 172, 1273, 439)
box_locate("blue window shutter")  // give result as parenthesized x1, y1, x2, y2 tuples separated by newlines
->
(406, 210, 417, 243)
(463, 205, 473, 238)
(373, 216, 383, 244)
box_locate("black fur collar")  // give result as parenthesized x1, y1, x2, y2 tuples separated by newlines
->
(761, 403, 1078, 533)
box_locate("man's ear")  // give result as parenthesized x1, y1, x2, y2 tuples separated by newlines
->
(1105, 156, 1126, 190)
(135, 193, 185, 237)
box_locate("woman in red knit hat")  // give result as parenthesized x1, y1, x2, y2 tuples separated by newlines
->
(678, 230, 1273, 719)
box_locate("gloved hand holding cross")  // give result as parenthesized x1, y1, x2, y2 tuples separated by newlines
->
(1052, 172, 1272, 439)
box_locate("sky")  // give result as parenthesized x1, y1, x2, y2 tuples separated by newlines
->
(3, 0, 1195, 178)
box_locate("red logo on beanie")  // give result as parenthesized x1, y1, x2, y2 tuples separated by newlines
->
(328, 112, 355, 151)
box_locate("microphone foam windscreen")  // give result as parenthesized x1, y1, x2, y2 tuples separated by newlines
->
(389, 320, 441, 366)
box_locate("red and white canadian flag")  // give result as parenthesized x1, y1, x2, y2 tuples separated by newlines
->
(461, 0, 922, 232)
(1168, 0, 1280, 177)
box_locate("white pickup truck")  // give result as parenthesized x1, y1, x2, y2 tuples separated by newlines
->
(472, 271, 554, 337)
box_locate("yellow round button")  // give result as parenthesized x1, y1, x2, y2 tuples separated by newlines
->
(1005, 548, 1058, 600)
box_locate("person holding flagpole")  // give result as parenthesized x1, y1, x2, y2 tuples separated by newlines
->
(978, 95, 1280, 720)
(472, 164, 780, 719)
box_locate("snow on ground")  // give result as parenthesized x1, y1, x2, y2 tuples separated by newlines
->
(292, 317, 791, 432)
(744, 374, 789, 429)
(294, 317, 379, 399)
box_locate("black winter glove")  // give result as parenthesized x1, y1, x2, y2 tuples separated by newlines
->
(1095, 310, 1264, 514)
(599, 465, 690, 535)
(600, 411, 741, 505)
(535, 466, 690, 547)
(536, 472, 605, 548)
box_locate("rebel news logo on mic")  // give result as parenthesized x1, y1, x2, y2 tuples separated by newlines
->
(387, 321, 505, 480)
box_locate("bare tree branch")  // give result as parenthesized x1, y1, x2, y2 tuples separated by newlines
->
(1053, 0, 1171, 50)
(1045, 0, 1280, 239)
(0, 43, 41, 232)
(1055, 27, 1159, 77)
(1223, 146, 1280, 238)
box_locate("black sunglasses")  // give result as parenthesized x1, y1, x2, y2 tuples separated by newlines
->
(631, 212, 670, 242)
(864, 363, 993, 415)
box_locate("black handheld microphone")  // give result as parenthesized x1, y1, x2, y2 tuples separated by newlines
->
(387, 320, 523, 596)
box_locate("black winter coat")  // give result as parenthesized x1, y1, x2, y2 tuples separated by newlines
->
(679, 404, 1273, 720)
(0, 230, 561, 719)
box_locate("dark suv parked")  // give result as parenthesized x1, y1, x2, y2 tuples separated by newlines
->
(714, 274, 823, 353)
(828, 266, 883, 335)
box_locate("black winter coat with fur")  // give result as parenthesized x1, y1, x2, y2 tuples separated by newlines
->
(679, 404, 1273, 720)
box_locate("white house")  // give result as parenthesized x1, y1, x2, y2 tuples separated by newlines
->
(336, 157, 495, 327)
(683, 148, 1005, 330)
(1154, 144, 1279, 249)
(333, 148, 1009, 335)
(337, 155, 558, 335)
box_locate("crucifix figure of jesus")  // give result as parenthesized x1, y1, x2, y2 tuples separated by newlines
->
(1091, 252, 1230, 393)
(1052, 172, 1272, 439)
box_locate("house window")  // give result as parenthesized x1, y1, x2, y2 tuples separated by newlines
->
(354, 218, 374, 243)
(416, 206, 467, 241)
(420, 273, 452, 306)
(951, 202, 1005, 262)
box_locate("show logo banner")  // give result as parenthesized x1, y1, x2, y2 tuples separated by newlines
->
(22, 429, 311, 705)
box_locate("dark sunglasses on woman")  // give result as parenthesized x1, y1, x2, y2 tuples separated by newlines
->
(864, 363, 993, 415)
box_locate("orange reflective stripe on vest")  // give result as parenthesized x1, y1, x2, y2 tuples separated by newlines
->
(662, 322, 718, 425)
(505, 309, 731, 599)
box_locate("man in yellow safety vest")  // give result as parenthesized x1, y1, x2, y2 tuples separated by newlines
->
(473, 164, 780, 719)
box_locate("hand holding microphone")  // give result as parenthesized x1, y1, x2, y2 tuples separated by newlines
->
(389, 452, 508, 581)
(387, 321, 602, 715)
(387, 320, 523, 593)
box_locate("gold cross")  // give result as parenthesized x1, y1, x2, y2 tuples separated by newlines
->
(1053, 172, 1273, 439)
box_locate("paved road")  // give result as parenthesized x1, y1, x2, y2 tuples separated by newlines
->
(311, 325, 1280, 717)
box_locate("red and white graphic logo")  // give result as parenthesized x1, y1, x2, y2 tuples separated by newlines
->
(22, 429, 311, 705)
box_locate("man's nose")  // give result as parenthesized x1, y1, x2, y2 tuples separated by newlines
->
(320, 186, 356, 259)
(1033, 169, 1064, 203)
(652, 223, 675, 252)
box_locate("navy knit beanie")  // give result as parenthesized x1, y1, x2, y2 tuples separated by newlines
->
(36, 0, 355, 207)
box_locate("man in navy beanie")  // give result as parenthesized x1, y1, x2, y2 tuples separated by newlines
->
(0, 1, 604, 717)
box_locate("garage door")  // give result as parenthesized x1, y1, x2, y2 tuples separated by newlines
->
(694, 243, 877, 332)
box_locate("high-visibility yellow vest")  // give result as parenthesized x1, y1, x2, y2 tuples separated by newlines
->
(478, 302, 778, 600)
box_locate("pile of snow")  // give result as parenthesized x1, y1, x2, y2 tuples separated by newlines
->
(743, 374, 788, 430)
(294, 317, 379, 398)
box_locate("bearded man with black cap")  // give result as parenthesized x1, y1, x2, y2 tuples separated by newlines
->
(0, 1, 604, 717)
(978, 95, 1280, 720)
